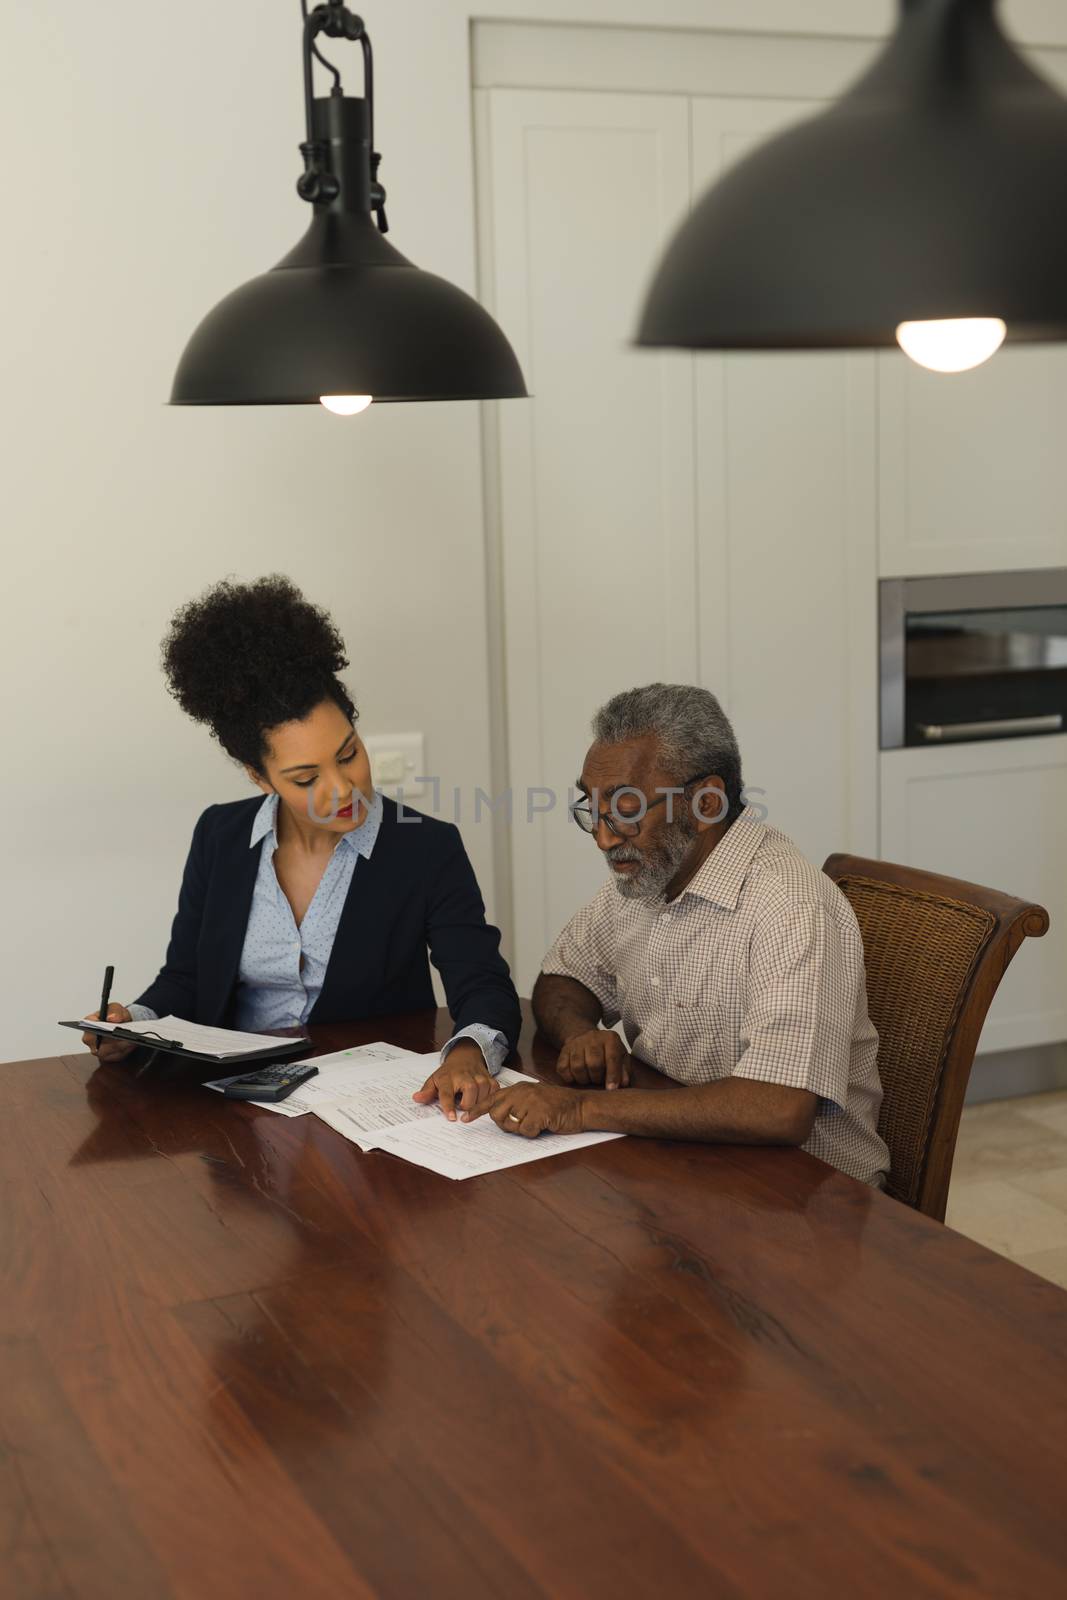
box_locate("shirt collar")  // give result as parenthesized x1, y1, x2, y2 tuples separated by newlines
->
(249, 789, 384, 861)
(678, 804, 765, 911)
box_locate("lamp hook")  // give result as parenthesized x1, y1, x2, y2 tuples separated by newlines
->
(296, 1, 388, 231)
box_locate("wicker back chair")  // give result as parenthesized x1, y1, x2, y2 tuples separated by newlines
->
(822, 854, 1049, 1221)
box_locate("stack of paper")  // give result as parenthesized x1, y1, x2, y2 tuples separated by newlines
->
(83, 1015, 305, 1058)
(206, 1042, 623, 1180)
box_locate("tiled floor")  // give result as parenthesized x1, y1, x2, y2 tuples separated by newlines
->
(945, 1088, 1067, 1288)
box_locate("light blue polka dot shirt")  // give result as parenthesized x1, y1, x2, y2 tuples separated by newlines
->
(129, 788, 506, 1072)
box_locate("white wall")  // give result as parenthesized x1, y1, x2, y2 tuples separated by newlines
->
(0, 0, 500, 1061)
(2, 0, 1061, 1062)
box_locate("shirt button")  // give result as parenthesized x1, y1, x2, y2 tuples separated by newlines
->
(651, 977, 661, 987)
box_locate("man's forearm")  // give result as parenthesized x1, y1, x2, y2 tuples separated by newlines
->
(577, 1078, 816, 1146)
(532, 973, 603, 1047)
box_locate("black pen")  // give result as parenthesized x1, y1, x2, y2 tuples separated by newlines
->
(99, 964, 114, 1028)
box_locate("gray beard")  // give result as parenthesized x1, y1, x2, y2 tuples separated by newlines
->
(606, 815, 699, 902)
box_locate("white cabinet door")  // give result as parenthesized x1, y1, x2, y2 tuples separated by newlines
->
(880, 739, 1067, 1053)
(878, 348, 1067, 577)
(480, 89, 697, 990)
(691, 97, 879, 870)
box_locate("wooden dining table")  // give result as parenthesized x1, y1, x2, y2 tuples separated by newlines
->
(4, 1003, 1067, 1599)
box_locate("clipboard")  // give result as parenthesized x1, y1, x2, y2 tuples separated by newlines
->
(58, 1019, 310, 1066)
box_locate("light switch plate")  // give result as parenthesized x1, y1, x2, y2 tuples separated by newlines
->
(361, 732, 426, 800)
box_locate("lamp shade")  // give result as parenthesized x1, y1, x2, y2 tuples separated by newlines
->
(637, 0, 1067, 351)
(173, 91, 526, 403)
(172, 214, 527, 403)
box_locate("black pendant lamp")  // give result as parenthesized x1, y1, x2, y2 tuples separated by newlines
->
(637, 0, 1067, 374)
(172, 1, 526, 410)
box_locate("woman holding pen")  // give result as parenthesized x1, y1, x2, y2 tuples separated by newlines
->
(81, 575, 520, 1119)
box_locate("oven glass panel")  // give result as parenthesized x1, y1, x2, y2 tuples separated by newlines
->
(904, 605, 1067, 744)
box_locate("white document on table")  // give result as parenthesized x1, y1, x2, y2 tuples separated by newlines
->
(280, 1047, 441, 1122)
(313, 1059, 525, 1150)
(373, 1108, 623, 1180)
(313, 1061, 624, 1176)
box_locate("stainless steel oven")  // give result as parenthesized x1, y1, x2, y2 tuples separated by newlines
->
(880, 570, 1067, 749)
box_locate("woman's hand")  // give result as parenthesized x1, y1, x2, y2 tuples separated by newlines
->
(81, 1004, 139, 1064)
(412, 1040, 497, 1121)
(556, 1027, 631, 1090)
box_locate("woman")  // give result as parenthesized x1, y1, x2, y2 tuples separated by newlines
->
(82, 575, 520, 1118)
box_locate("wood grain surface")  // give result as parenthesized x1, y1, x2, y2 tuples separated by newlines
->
(3, 1005, 1067, 1599)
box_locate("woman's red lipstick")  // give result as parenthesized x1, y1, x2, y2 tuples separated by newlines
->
(337, 803, 353, 818)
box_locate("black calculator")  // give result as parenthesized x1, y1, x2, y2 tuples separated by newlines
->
(221, 1061, 319, 1102)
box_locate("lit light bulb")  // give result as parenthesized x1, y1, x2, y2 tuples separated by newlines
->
(895, 318, 1007, 374)
(319, 394, 373, 416)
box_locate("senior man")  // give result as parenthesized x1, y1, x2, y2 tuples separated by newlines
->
(468, 683, 889, 1187)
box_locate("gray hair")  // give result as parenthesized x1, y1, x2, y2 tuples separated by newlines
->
(591, 683, 744, 821)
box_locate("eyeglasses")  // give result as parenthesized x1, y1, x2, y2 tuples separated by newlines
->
(569, 773, 711, 839)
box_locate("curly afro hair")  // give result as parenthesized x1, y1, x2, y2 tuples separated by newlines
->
(161, 575, 357, 776)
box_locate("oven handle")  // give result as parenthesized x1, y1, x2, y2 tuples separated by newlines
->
(918, 714, 1064, 742)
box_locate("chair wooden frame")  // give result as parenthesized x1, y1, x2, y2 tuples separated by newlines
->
(823, 853, 1049, 1222)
